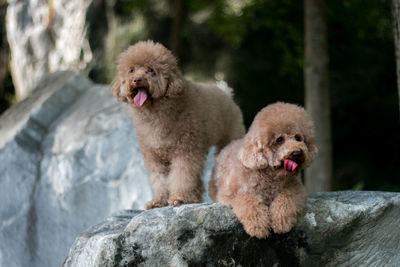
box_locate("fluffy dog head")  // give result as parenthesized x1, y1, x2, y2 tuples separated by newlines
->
(111, 40, 184, 107)
(238, 102, 317, 177)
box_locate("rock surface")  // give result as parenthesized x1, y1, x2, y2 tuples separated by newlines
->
(0, 71, 215, 267)
(64, 191, 400, 267)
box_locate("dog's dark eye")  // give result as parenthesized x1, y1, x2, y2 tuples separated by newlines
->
(276, 137, 284, 144)
(148, 68, 154, 73)
(295, 134, 302, 142)
(129, 68, 135, 73)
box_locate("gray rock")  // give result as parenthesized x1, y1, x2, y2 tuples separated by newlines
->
(0, 71, 215, 267)
(64, 191, 400, 267)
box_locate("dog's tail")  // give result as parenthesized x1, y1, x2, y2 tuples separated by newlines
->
(216, 80, 234, 98)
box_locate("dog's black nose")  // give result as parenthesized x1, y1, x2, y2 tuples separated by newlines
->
(134, 78, 142, 84)
(291, 150, 303, 159)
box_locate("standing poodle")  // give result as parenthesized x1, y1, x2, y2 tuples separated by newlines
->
(209, 102, 317, 238)
(112, 40, 245, 209)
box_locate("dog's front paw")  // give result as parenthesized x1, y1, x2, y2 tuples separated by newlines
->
(168, 199, 184, 207)
(240, 212, 271, 239)
(145, 199, 168, 209)
(244, 223, 271, 239)
(270, 213, 296, 234)
(271, 216, 296, 234)
(269, 202, 297, 234)
(168, 194, 201, 207)
(168, 196, 191, 207)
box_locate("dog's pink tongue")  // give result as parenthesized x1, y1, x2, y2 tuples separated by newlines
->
(284, 159, 298, 171)
(134, 89, 148, 107)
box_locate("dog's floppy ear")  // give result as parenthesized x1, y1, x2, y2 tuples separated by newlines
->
(154, 72, 168, 97)
(238, 132, 269, 170)
(111, 78, 128, 102)
(306, 138, 318, 164)
(166, 70, 184, 97)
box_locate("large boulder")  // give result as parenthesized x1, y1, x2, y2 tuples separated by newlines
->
(0, 71, 214, 267)
(64, 191, 400, 267)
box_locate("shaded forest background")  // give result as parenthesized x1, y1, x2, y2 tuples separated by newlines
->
(1, 0, 399, 191)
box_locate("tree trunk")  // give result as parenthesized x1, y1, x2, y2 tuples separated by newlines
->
(304, 0, 332, 192)
(169, 0, 184, 56)
(6, 0, 93, 100)
(392, 0, 400, 116)
(0, 0, 9, 97)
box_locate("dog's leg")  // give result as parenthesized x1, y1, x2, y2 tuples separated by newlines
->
(229, 193, 271, 239)
(167, 154, 205, 206)
(269, 179, 307, 234)
(142, 150, 170, 209)
(145, 173, 169, 209)
(208, 170, 218, 202)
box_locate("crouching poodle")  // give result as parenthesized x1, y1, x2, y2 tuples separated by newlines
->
(209, 102, 317, 238)
(111, 40, 245, 209)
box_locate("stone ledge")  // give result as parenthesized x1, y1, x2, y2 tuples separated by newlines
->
(64, 191, 400, 267)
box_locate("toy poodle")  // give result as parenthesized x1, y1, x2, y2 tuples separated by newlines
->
(111, 40, 245, 209)
(209, 102, 317, 238)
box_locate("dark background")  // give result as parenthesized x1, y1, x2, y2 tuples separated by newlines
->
(1, 0, 399, 191)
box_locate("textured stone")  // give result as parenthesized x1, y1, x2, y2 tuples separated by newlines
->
(298, 191, 400, 266)
(0, 71, 215, 267)
(64, 191, 400, 267)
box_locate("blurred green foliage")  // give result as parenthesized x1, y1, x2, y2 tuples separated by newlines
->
(327, 0, 399, 191)
(111, 0, 399, 191)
